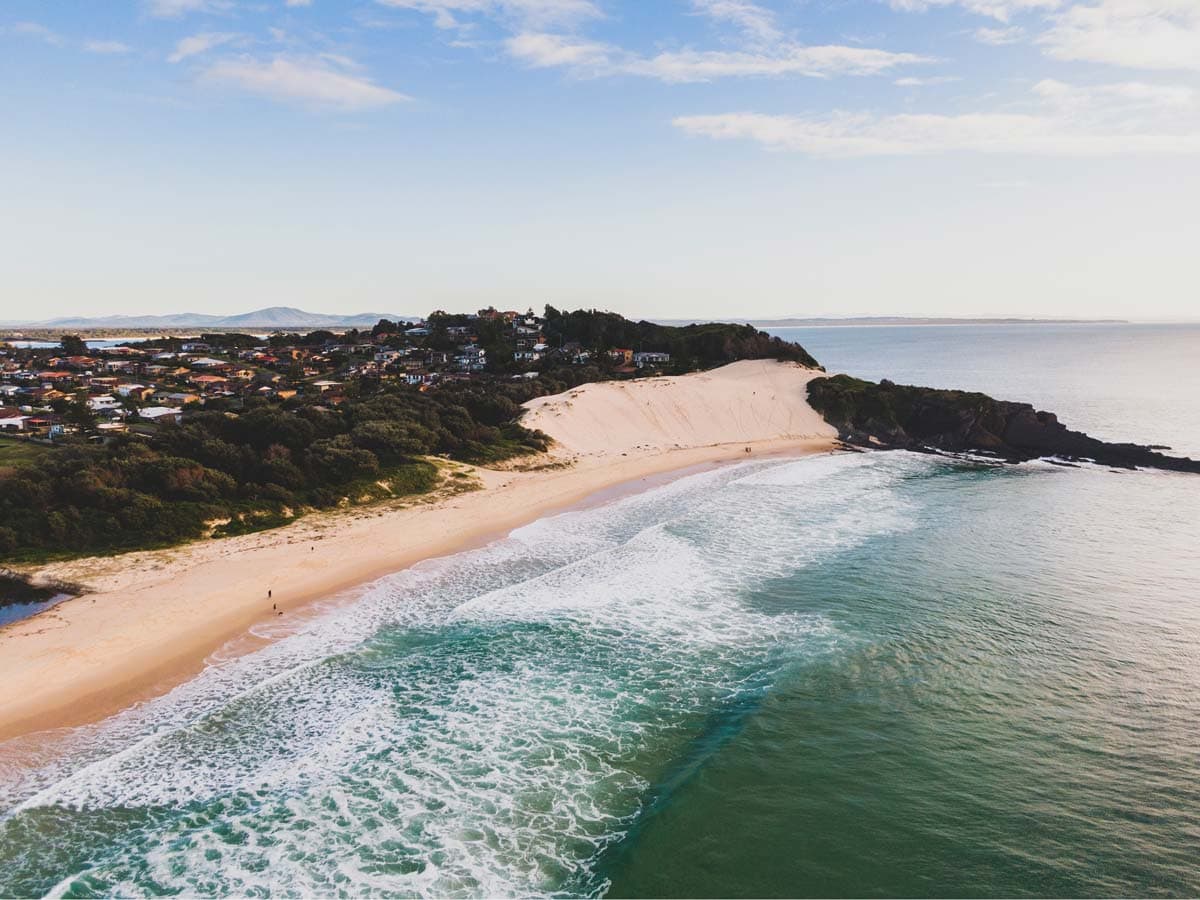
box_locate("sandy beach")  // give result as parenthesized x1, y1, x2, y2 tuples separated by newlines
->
(0, 360, 836, 742)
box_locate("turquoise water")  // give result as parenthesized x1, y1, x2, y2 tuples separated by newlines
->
(1, 324, 1198, 897)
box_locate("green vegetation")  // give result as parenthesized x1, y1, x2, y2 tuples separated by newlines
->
(806, 375, 1002, 444)
(541, 307, 822, 371)
(0, 438, 51, 468)
(0, 383, 549, 561)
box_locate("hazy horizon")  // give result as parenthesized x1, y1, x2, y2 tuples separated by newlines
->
(5, 304, 1200, 327)
(3, 0, 1199, 322)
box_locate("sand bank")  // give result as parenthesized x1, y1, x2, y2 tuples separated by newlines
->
(0, 360, 836, 741)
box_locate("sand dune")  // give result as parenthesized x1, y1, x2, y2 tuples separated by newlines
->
(0, 361, 837, 742)
(523, 359, 836, 458)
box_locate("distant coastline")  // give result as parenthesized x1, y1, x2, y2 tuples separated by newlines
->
(0, 307, 1141, 340)
(666, 316, 1131, 328)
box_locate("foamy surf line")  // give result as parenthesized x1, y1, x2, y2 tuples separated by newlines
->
(0, 451, 937, 899)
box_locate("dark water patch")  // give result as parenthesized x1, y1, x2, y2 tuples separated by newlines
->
(0, 570, 82, 627)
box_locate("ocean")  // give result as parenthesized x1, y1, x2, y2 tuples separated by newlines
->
(1, 323, 1198, 898)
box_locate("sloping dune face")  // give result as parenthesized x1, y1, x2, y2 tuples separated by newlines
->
(521, 360, 837, 457)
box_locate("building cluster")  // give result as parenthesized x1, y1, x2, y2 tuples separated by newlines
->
(0, 307, 671, 443)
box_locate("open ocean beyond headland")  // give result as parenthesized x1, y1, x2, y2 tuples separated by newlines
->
(1, 323, 1199, 897)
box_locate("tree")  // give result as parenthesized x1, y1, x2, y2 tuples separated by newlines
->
(63, 393, 97, 433)
(60, 334, 87, 356)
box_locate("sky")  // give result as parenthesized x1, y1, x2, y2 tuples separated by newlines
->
(1, 0, 1198, 322)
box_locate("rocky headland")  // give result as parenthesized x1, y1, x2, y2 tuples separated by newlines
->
(807, 375, 1200, 474)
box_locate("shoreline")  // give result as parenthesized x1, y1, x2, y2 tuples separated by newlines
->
(0, 360, 837, 744)
(0, 439, 835, 743)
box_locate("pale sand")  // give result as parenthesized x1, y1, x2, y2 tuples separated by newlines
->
(0, 360, 836, 741)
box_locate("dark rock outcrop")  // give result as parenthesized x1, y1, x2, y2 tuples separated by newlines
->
(808, 375, 1200, 474)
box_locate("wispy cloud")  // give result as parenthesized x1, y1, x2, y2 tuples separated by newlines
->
(375, 0, 602, 30)
(199, 54, 410, 110)
(673, 78, 1200, 156)
(169, 31, 243, 63)
(885, 0, 1061, 23)
(1040, 0, 1200, 71)
(691, 0, 782, 46)
(894, 75, 961, 86)
(507, 32, 933, 82)
(974, 25, 1024, 44)
(8, 22, 136, 55)
(8, 21, 66, 47)
(144, 0, 234, 19)
(84, 39, 133, 54)
(286, 0, 314, 6)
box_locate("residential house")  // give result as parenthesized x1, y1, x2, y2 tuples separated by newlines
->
(88, 395, 123, 412)
(0, 407, 28, 431)
(634, 351, 671, 368)
(454, 345, 487, 372)
(138, 406, 184, 425)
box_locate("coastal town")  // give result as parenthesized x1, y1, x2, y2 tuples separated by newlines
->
(0, 308, 673, 445)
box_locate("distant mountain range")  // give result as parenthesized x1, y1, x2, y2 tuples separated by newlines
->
(0, 306, 419, 330)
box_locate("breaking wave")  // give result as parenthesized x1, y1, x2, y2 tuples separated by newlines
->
(0, 451, 935, 898)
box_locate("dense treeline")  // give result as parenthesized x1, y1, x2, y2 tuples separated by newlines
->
(0, 382, 552, 560)
(541, 307, 822, 370)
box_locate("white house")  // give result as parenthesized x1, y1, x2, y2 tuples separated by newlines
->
(634, 351, 671, 368)
(88, 395, 122, 412)
(0, 407, 28, 431)
(138, 406, 184, 425)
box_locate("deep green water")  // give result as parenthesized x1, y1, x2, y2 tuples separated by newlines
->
(1, 324, 1197, 897)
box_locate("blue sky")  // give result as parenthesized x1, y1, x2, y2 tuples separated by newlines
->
(2, 0, 1198, 320)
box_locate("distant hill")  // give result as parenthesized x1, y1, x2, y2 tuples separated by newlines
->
(0, 306, 419, 330)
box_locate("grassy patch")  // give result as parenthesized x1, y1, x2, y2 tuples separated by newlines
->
(0, 438, 51, 468)
(210, 460, 440, 539)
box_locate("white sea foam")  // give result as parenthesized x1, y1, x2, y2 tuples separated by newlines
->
(1, 451, 936, 898)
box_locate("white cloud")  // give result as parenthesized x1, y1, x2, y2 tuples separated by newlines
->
(506, 32, 611, 68)
(9, 21, 65, 46)
(507, 32, 932, 82)
(199, 55, 409, 109)
(286, 0, 314, 5)
(375, 0, 601, 30)
(1041, 0, 1200, 71)
(894, 75, 961, 85)
(635, 46, 933, 81)
(886, 0, 1061, 23)
(84, 40, 133, 54)
(691, 0, 782, 46)
(1032, 77, 1195, 110)
(144, 0, 233, 18)
(974, 25, 1025, 43)
(169, 32, 242, 63)
(673, 78, 1200, 156)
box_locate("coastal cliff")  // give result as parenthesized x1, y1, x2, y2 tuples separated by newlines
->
(807, 375, 1200, 474)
